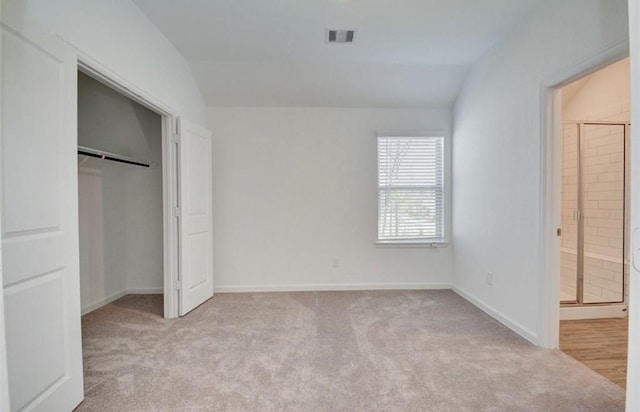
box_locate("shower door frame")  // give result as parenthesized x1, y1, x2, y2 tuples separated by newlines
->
(560, 120, 630, 307)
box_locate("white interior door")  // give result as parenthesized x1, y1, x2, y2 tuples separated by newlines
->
(177, 118, 214, 315)
(1, 21, 83, 411)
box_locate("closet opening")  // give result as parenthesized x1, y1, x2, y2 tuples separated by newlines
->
(76, 65, 178, 319)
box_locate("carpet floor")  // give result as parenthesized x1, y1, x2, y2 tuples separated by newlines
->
(75, 290, 625, 411)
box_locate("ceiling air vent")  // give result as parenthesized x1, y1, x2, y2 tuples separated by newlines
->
(326, 29, 356, 44)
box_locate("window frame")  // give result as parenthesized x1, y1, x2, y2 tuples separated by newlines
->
(376, 132, 448, 247)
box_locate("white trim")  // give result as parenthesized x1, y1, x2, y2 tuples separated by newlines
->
(0, 2, 10, 408)
(126, 288, 164, 294)
(538, 84, 561, 348)
(540, 39, 630, 89)
(215, 282, 451, 293)
(627, 0, 640, 406)
(80, 288, 165, 315)
(539, 40, 630, 349)
(162, 116, 179, 319)
(560, 304, 627, 320)
(376, 241, 449, 248)
(81, 290, 127, 315)
(64, 39, 176, 117)
(453, 287, 538, 345)
(376, 129, 446, 138)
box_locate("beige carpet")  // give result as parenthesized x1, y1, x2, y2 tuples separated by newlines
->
(75, 290, 625, 411)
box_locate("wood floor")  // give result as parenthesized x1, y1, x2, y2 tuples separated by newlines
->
(560, 318, 628, 389)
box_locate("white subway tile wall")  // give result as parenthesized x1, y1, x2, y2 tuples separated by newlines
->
(561, 102, 629, 303)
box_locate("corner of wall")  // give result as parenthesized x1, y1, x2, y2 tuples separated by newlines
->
(452, 286, 539, 345)
(449, 0, 629, 346)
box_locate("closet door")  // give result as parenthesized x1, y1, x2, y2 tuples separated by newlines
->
(177, 118, 214, 315)
(1, 21, 83, 411)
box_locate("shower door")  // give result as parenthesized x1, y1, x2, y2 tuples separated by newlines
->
(560, 122, 628, 305)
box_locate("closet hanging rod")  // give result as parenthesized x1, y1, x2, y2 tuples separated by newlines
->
(77, 145, 150, 168)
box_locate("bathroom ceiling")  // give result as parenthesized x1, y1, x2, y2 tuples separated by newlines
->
(132, 0, 541, 107)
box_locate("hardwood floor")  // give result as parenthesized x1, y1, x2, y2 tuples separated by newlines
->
(560, 318, 628, 389)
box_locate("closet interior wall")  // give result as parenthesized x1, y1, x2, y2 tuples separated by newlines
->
(78, 72, 163, 314)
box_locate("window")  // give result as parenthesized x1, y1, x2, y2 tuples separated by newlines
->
(377, 135, 444, 243)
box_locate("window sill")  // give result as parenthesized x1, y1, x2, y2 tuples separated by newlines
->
(375, 240, 449, 248)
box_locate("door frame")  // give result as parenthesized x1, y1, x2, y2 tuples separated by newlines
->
(73, 51, 181, 319)
(0, 3, 11, 408)
(627, 0, 640, 407)
(538, 39, 630, 348)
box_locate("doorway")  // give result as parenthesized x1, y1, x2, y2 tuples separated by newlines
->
(555, 57, 631, 389)
(76, 62, 180, 319)
(77, 71, 166, 317)
(559, 58, 631, 311)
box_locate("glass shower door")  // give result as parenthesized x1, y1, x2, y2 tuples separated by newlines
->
(581, 123, 626, 304)
(561, 122, 627, 305)
(560, 123, 579, 303)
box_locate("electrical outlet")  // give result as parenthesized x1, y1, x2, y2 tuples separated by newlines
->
(486, 271, 493, 286)
(331, 257, 340, 269)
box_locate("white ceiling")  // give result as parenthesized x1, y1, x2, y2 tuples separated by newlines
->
(132, 0, 540, 107)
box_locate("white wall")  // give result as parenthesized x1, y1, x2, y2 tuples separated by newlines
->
(78, 73, 163, 313)
(2, 0, 206, 124)
(452, 0, 629, 343)
(208, 107, 453, 291)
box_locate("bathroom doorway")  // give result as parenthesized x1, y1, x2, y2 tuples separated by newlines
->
(558, 58, 630, 314)
(557, 57, 630, 389)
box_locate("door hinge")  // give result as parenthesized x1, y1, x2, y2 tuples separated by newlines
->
(174, 207, 181, 218)
(175, 279, 181, 291)
(556, 228, 562, 237)
(173, 133, 181, 144)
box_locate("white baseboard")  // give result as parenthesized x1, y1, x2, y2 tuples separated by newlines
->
(81, 290, 128, 315)
(214, 282, 451, 293)
(125, 287, 164, 294)
(560, 304, 628, 320)
(453, 286, 538, 345)
(81, 287, 164, 315)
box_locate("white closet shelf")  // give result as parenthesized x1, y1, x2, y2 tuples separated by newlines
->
(77, 145, 150, 167)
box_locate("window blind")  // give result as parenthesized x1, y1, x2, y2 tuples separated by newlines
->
(377, 136, 444, 242)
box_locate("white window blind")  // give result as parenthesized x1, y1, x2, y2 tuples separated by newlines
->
(377, 136, 444, 242)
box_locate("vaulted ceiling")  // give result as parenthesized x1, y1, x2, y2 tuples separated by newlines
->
(132, 0, 541, 107)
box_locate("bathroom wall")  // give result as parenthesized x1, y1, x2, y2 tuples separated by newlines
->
(560, 58, 630, 303)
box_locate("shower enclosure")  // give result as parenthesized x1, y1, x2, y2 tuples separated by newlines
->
(560, 121, 630, 305)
